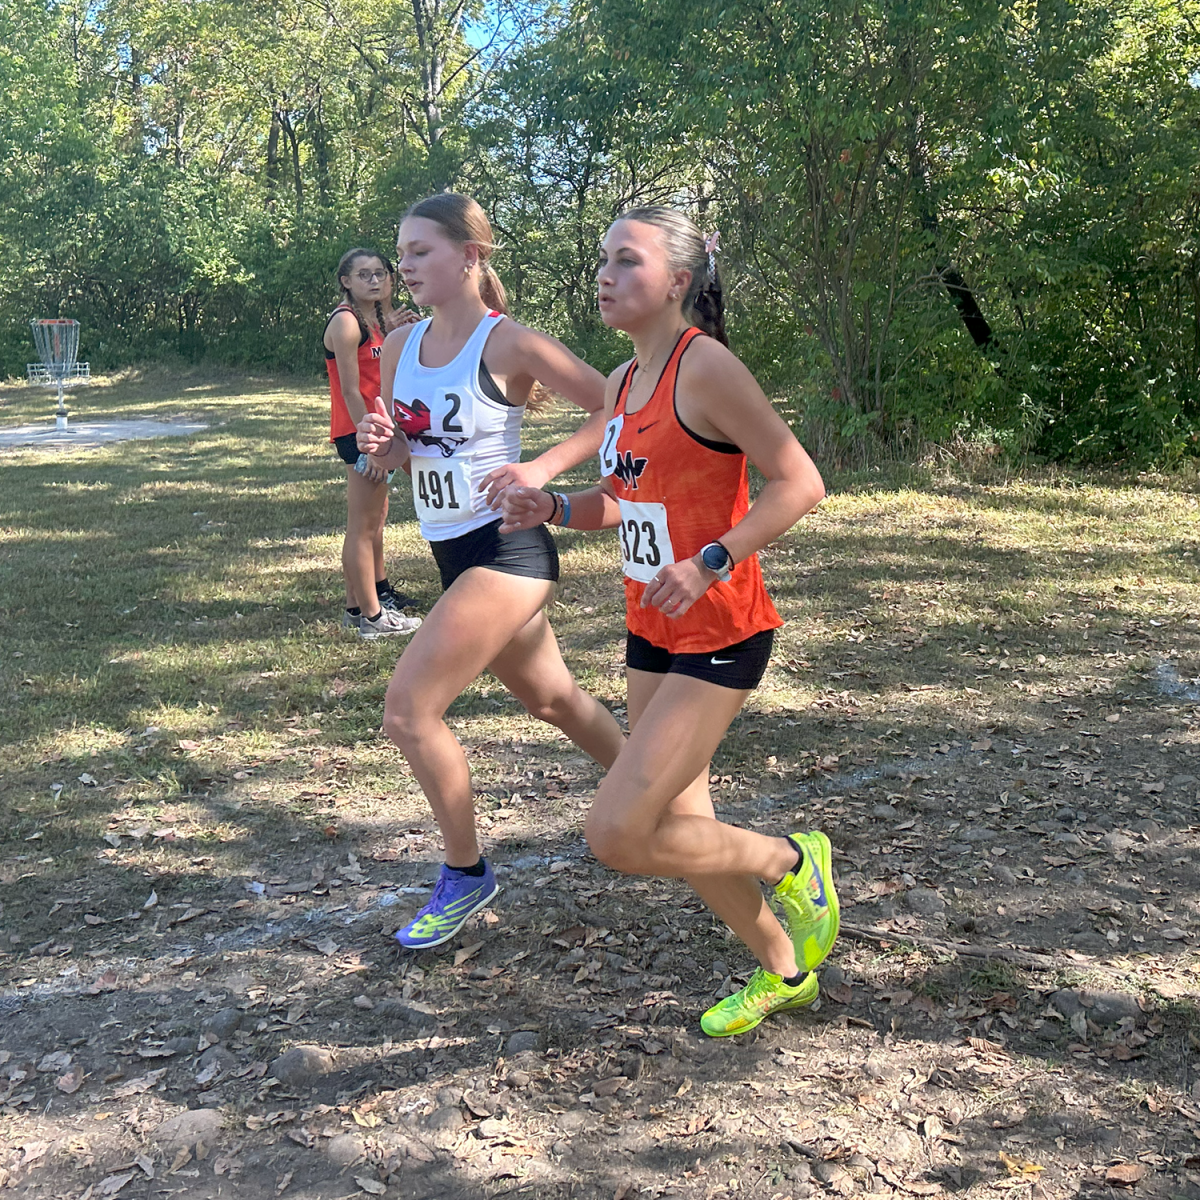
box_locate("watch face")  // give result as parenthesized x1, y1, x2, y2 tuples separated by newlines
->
(702, 543, 730, 572)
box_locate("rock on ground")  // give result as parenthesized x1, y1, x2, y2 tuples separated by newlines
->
(152, 1108, 223, 1150)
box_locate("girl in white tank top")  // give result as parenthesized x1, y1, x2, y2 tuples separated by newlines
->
(355, 193, 625, 951)
(393, 310, 523, 542)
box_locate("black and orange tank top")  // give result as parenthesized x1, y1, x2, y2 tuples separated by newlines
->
(324, 304, 385, 441)
(600, 326, 782, 653)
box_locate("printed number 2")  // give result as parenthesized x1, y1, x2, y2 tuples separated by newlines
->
(418, 468, 460, 510)
(620, 518, 660, 567)
(600, 422, 618, 472)
(443, 392, 463, 433)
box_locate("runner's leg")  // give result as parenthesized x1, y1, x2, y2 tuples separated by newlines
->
(372, 490, 388, 591)
(626, 669, 798, 978)
(383, 568, 557, 867)
(344, 467, 387, 613)
(586, 671, 797, 883)
(488, 609, 624, 770)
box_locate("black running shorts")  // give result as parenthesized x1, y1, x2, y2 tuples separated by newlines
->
(333, 432, 360, 465)
(431, 518, 559, 592)
(625, 627, 775, 691)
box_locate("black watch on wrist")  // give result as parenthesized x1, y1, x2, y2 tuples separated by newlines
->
(700, 541, 733, 582)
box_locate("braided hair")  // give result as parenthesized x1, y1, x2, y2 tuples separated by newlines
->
(334, 248, 394, 343)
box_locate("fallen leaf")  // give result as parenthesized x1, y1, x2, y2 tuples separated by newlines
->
(143, 891, 158, 910)
(454, 941, 485, 967)
(1105, 1164, 1147, 1187)
(56, 1065, 84, 1094)
(98, 1172, 135, 1196)
(275, 1170, 293, 1195)
(999, 1151, 1044, 1176)
(79, 773, 98, 786)
(354, 1178, 386, 1196)
(826, 983, 853, 1005)
(111, 1068, 167, 1098)
(37, 1050, 73, 1073)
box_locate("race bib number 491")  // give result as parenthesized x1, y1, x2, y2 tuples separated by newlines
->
(412, 456, 474, 524)
(617, 499, 674, 583)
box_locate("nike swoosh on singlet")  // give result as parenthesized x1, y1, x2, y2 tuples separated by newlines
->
(637, 420, 660, 433)
(710, 657, 735, 665)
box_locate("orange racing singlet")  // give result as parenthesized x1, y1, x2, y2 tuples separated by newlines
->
(601, 326, 782, 654)
(325, 305, 385, 441)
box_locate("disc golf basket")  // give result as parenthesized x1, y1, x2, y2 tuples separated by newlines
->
(27, 319, 90, 430)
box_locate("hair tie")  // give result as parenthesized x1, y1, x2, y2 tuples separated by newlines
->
(704, 230, 720, 282)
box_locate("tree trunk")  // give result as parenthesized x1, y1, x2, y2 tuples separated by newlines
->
(278, 104, 303, 213)
(311, 87, 330, 204)
(909, 123, 993, 349)
(266, 106, 281, 208)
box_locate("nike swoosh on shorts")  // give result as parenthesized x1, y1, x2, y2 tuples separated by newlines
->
(711, 657, 734, 665)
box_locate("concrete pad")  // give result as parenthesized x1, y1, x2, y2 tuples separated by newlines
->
(0, 419, 208, 449)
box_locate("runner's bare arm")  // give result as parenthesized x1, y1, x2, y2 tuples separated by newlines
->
(497, 365, 626, 532)
(676, 339, 824, 564)
(639, 343, 823, 618)
(479, 325, 609, 503)
(357, 325, 415, 474)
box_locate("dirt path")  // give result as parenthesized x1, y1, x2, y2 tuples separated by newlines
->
(2, 385, 1198, 1198)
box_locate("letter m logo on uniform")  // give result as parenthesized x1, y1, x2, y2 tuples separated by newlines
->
(613, 450, 647, 489)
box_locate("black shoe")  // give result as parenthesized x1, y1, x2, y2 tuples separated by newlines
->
(378, 586, 421, 614)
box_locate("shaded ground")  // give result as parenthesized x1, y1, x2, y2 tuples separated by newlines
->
(1, 370, 1199, 1199)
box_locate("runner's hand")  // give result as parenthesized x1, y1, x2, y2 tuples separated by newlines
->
(498, 485, 556, 533)
(360, 455, 389, 484)
(479, 461, 552, 509)
(641, 557, 715, 619)
(384, 306, 421, 332)
(357, 409, 395, 456)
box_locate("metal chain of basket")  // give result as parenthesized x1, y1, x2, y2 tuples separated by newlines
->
(27, 319, 90, 430)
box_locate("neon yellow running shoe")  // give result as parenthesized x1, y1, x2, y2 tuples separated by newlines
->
(700, 967, 819, 1037)
(774, 830, 840, 972)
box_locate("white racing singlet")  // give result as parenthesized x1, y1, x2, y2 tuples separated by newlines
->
(392, 312, 523, 542)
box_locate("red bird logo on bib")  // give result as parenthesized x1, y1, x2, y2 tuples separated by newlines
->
(394, 398, 465, 458)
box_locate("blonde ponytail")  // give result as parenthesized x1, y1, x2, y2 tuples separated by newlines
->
(479, 260, 508, 314)
(402, 192, 552, 412)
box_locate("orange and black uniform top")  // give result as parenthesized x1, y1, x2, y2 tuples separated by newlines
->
(324, 304, 385, 441)
(600, 326, 783, 654)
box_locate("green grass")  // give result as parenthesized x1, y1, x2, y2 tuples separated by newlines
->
(1, 367, 1199, 943)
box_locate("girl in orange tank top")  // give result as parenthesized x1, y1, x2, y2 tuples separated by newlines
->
(323, 248, 421, 635)
(500, 207, 839, 1038)
(608, 324, 782, 653)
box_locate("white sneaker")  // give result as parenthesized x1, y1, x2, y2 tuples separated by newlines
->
(359, 608, 422, 640)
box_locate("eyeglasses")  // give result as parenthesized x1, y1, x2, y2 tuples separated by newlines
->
(354, 269, 389, 283)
